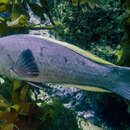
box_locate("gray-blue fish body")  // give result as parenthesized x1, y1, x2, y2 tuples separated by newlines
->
(0, 34, 130, 100)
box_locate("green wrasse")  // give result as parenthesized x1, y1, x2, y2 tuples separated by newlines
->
(0, 34, 130, 100)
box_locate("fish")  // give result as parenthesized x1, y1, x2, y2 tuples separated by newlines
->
(0, 34, 130, 100)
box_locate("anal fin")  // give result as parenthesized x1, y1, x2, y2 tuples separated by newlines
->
(46, 83, 111, 93)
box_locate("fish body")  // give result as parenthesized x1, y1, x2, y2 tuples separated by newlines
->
(0, 34, 130, 100)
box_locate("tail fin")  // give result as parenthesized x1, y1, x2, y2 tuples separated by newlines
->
(109, 66, 130, 100)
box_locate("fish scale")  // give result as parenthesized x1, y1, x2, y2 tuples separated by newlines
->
(0, 34, 130, 100)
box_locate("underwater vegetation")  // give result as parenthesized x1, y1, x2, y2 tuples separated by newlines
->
(0, 79, 79, 130)
(0, 0, 130, 129)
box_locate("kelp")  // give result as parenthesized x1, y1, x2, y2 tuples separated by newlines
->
(0, 0, 56, 36)
(0, 79, 79, 130)
(51, 0, 127, 64)
(71, 0, 105, 8)
(117, 0, 130, 66)
(0, 79, 39, 129)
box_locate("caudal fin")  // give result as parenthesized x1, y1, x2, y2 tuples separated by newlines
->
(109, 66, 130, 100)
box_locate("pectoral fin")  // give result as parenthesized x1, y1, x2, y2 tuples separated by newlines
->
(10, 49, 39, 77)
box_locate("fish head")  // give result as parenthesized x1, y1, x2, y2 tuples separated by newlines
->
(0, 38, 40, 81)
(0, 43, 15, 78)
